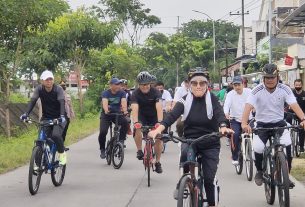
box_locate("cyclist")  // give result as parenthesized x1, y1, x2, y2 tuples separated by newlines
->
(155, 81, 172, 113)
(241, 64, 305, 187)
(20, 70, 67, 165)
(149, 69, 233, 207)
(120, 79, 131, 107)
(292, 79, 305, 152)
(224, 76, 252, 166)
(130, 71, 164, 173)
(59, 81, 75, 142)
(98, 78, 129, 159)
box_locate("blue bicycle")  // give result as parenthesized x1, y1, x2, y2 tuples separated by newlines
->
(25, 118, 67, 195)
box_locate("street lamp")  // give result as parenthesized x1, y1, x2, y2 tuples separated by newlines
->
(192, 10, 216, 73)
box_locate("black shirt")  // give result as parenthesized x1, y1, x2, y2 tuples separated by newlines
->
(293, 89, 305, 112)
(131, 87, 161, 120)
(27, 84, 65, 119)
(162, 93, 226, 139)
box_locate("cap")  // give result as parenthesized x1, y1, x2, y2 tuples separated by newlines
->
(110, 78, 122, 85)
(40, 70, 54, 80)
(232, 76, 243, 84)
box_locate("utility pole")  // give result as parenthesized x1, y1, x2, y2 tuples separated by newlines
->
(176, 16, 180, 88)
(268, 0, 272, 63)
(225, 34, 228, 82)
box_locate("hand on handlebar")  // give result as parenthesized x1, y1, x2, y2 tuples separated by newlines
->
(20, 113, 29, 122)
(148, 129, 160, 140)
(242, 123, 252, 134)
(134, 122, 142, 129)
(219, 127, 234, 136)
(300, 120, 305, 130)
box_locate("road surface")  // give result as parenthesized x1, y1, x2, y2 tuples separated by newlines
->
(0, 132, 304, 207)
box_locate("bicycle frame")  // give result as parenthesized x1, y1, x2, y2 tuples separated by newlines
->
(142, 126, 155, 168)
(241, 133, 253, 163)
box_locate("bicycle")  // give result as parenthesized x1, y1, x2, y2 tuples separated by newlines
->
(141, 125, 156, 187)
(161, 131, 221, 207)
(25, 118, 67, 195)
(252, 125, 300, 207)
(286, 112, 301, 157)
(105, 113, 125, 169)
(230, 118, 254, 181)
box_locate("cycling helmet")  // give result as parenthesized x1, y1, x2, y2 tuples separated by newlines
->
(120, 79, 128, 84)
(150, 75, 157, 83)
(136, 71, 152, 84)
(188, 68, 209, 81)
(262, 64, 278, 77)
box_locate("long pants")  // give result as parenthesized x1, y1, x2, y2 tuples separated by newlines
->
(44, 122, 66, 153)
(98, 113, 128, 150)
(230, 120, 242, 161)
(62, 118, 70, 142)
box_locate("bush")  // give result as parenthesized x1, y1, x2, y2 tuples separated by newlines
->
(9, 93, 29, 103)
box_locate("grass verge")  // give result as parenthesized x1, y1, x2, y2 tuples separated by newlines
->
(0, 115, 99, 174)
(291, 153, 305, 185)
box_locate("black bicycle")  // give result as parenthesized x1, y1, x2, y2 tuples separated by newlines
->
(253, 125, 300, 207)
(161, 131, 221, 207)
(25, 118, 67, 195)
(105, 113, 125, 169)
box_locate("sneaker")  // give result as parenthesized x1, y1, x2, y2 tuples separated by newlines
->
(136, 150, 144, 160)
(289, 180, 295, 189)
(155, 162, 163, 174)
(59, 152, 67, 165)
(100, 149, 106, 159)
(254, 171, 263, 186)
(232, 160, 239, 166)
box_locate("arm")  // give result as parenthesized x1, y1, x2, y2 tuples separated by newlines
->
(156, 101, 163, 122)
(121, 98, 128, 114)
(290, 103, 305, 121)
(56, 86, 66, 116)
(131, 103, 139, 123)
(211, 94, 227, 126)
(102, 98, 109, 114)
(241, 103, 254, 133)
(26, 87, 40, 115)
(223, 92, 232, 119)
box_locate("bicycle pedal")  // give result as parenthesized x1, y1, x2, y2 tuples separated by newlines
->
(65, 147, 70, 151)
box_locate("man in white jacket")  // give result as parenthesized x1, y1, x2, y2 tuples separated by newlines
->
(224, 76, 252, 165)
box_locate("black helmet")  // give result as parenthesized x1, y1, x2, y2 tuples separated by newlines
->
(262, 64, 278, 77)
(136, 71, 151, 84)
(188, 68, 209, 81)
(120, 79, 128, 84)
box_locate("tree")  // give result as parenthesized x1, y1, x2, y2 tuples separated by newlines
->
(0, 0, 68, 137)
(93, 0, 161, 46)
(190, 39, 213, 68)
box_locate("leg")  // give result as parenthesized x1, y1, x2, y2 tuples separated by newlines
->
(154, 138, 163, 162)
(230, 120, 242, 161)
(200, 148, 220, 207)
(98, 113, 110, 150)
(299, 128, 305, 151)
(253, 130, 268, 186)
(52, 123, 66, 153)
(134, 128, 142, 151)
(117, 116, 128, 141)
(62, 118, 70, 142)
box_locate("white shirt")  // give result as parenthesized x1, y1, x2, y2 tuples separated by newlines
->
(224, 88, 252, 122)
(161, 90, 172, 111)
(247, 83, 297, 123)
(174, 86, 188, 102)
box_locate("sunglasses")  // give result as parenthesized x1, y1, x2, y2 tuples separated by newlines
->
(190, 81, 207, 87)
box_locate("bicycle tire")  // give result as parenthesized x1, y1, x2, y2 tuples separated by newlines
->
(295, 134, 300, 157)
(245, 140, 253, 181)
(235, 150, 243, 175)
(146, 144, 151, 187)
(28, 146, 44, 195)
(264, 154, 275, 205)
(51, 151, 66, 187)
(112, 142, 124, 169)
(106, 140, 111, 165)
(290, 130, 296, 157)
(276, 152, 290, 207)
(177, 176, 195, 207)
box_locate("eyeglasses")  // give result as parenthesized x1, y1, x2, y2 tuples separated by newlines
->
(190, 81, 207, 87)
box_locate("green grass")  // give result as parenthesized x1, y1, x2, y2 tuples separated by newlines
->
(0, 115, 99, 174)
(291, 153, 305, 184)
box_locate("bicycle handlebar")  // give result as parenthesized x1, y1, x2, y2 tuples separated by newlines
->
(252, 125, 302, 133)
(24, 118, 62, 126)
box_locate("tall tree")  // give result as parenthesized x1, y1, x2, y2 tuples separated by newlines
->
(0, 0, 68, 137)
(93, 0, 161, 46)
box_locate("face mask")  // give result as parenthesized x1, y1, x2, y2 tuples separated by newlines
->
(61, 85, 66, 91)
(295, 87, 302, 91)
(160, 89, 164, 94)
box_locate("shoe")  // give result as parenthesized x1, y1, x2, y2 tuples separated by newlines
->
(254, 171, 263, 186)
(289, 180, 295, 189)
(155, 162, 163, 174)
(232, 160, 239, 166)
(100, 149, 106, 159)
(136, 150, 144, 160)
(59, 152, 67, 165)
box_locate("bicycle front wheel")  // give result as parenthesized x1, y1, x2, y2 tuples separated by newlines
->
(276, 152, 290, 207)
(51, 151, 66, 186)
(245, 139, 253, 181)
(112, 142, 124, 169)
(177, 176, 195, 207)
(235, 150, 243, 175)
(28, 146, 44, 195)
(264, 155, 275, 205)
(295, 134, 300, 157)
(146, 146, 151, 187)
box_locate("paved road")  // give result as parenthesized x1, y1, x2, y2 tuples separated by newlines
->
(0, 132, 304, 207)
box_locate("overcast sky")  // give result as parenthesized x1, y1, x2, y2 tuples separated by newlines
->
(68, 0, 262, 41)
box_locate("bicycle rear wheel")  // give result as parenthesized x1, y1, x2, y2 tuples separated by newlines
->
(51, 151, 66, 186)
(276, 152, 290, 207)
(112, 142, 124, 169)
(295, 134, 300, 157)
(245, 140, 253, 181)
(264, 155, 275, 205)
(177, 176, 195, 207)
(28, 146, 44, 195)
(290, 130, 296, 157)
(235, 150, 243, 175)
